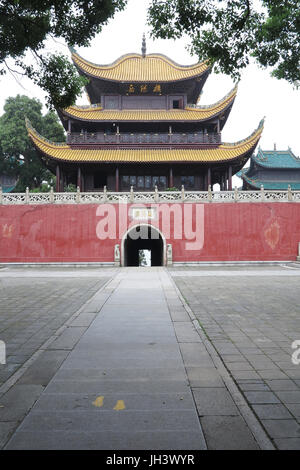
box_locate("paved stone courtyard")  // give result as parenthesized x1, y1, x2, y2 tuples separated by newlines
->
(171, 265, 300, 450)
(0, 264, 300, 450)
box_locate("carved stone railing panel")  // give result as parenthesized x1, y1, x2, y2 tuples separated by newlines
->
(1, 188, 300, 205)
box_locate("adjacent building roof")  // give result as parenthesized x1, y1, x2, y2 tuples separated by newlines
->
(26, 118, 263, 164)
(252, 148, 300, 168)
(238, 147, 300, 190)
(61, 86, 237, 123)
(71, 49, 210, 83)
(238, 170, 300, 190)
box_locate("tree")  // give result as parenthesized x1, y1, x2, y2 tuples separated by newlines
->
(139, 250, 147, 267)
(0, 1, 127, 108)
(0, 95, 65, 191)
(147, 0, 300, 85)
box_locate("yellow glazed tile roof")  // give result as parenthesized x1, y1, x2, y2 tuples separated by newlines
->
(72, 51, 209, 82)
(26, 119, 263, 164)
(62, 86, 237, 122)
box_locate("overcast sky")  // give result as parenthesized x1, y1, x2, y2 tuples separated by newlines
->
(1, 0, 299, 173)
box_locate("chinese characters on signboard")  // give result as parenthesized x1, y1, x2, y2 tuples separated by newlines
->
(127, 84, 161, 94)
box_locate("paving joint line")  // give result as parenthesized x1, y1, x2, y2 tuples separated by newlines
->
(0, 270, 120, 398)
(165, 268, 275, 450)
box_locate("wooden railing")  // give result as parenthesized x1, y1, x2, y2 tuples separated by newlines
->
(67, 132, 221, 145)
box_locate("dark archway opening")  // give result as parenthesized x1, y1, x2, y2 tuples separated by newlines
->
(123, 225, 164, 267)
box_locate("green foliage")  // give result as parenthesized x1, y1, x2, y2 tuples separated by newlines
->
(0, 1, 127, 108)
(147, 0, 300, 85)
(30, 183, 51, 193)
(64, 183, 77, 192)
(139, 250, 147, 267)
(0, 95, 65, 191)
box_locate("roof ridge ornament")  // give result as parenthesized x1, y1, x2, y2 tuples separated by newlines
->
(142, 33, 146, 58)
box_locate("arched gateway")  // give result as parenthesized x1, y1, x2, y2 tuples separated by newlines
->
(122, 224, 165, 267)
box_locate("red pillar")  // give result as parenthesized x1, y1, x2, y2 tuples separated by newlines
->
(115, 167, 119, 192)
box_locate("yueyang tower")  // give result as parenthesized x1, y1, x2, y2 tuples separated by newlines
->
(27, 37, 263, 193)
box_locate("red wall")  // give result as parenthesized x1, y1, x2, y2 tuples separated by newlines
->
(1, 203, 299, 263)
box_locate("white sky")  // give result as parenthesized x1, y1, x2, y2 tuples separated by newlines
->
(1, 0, 299, 184)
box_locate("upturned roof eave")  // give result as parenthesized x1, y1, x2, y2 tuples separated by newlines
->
(71, 50, 211, 83)
(59, 86, 237, 126)
(26, 117, 263, 165)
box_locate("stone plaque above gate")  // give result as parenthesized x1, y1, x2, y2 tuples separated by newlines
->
(130, 207, 157, 220)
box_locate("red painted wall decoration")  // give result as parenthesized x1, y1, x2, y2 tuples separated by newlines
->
(0, 203, 300, 263)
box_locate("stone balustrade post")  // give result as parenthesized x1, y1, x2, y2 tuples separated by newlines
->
(181, 185, 185, 202)
(76, 186, 81, 203)
(50, 187, 54, 203)
(234, 186, 238, 202)
(208, 184, 212, 202)
(103, 185, 107, 202)
(130, 186, 134, 203)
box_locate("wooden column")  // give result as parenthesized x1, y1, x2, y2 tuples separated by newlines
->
(56, 165, 60, 192)
(228, 165, 232, 191)
(115, 167, 119, 192)
(68, 120, 71, 133)
(204, 172, 207, 192)
(169, 167, 173, 188)
(220, 174, 224, 191)
(77, 167, 81, 190)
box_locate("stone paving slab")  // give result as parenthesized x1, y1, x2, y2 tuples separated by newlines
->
(199, 416, 260, 450)
(32, 392, 195, 412)
(4, 430, 203, 450)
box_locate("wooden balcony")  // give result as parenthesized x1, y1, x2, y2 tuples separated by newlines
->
(67, 132, 221, 146)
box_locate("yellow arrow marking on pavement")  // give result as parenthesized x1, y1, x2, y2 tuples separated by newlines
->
(113, 400, 125, 410)
(92, 396, 104, 407)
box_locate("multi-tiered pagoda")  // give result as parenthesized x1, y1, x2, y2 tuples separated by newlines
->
(27, 39, 263, 192)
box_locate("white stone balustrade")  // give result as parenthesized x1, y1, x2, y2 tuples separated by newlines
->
(1, 186, 300, 205)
